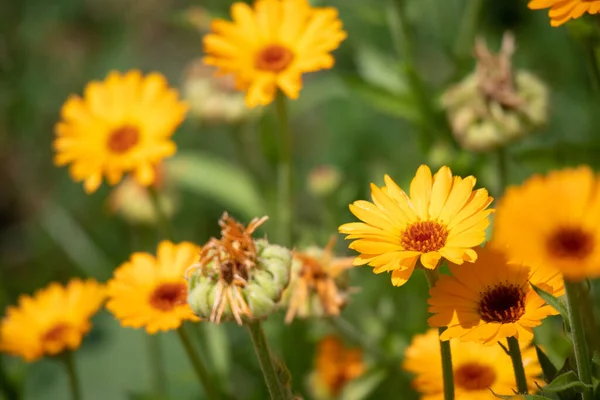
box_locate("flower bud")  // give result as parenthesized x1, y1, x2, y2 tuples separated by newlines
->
(307, 165, 342, 198)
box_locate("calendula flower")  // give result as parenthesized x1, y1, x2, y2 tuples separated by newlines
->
(494, 166, 600, 281)
(0, 279, 105, 361)
(311, 336, 365, 399)
(283, 237, 354, 323)
(106, 241, 200, 334)
(203, 0, 347, 107)
(187, 213, 291, 324)
(339, 165, 494, 286)
(54, 70, 188, 193)
(428, 245, 563, 344)
(403, 329, 542, 399)
(528, 0, 600, 27)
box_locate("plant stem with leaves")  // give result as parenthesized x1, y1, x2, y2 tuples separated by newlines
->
(507, 336, 528, 394)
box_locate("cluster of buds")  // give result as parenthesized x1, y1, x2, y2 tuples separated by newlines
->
(186, 213, 291, 325)
(441, 33, 548, 152)
(283, 237, 355, 323)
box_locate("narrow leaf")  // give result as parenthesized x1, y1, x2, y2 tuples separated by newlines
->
(536, 345, 558, 382)
(530, 283, 570, 331)
(339, 368, 387, 400)
(544, 371, 594, 393)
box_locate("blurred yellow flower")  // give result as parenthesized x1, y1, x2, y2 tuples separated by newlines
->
(428, 245, 563, 345)
(339, 165, 494, 286)
(494, 166, 600, 281)
(106, 241, 200, 334)
(0, 279, 105, 361)
(403, 329, 542, 399)
(313, 336, 364, 398)
(528, 0, 600, 27)
(203, 0, 347, 108)
(54, 70, 188, 193)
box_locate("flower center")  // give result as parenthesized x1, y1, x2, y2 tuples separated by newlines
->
(454, 362, 496, 391)
(149, 282, 187, 311)
(42, 323, 71, 343)
(255, 45, 294, 72)
(478, 282, 526, 323)
(547, 227, 594, 260)
(107, 125, 140, 153)
(400, 221, 449, 253)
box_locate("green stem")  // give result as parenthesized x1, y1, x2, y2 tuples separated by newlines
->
(146, 334, 167, 397)
(247, 320, 293, 400)
(176, 326, 220, 400)
(147, 186, 173, 241)
(507, 336, 528, 394)
(275, 92, 293, 247)
(62, 351, 82, 400)
(564, 281, 594, 400)
(424, 269, 455, 400)
(453, 0, 483, 62)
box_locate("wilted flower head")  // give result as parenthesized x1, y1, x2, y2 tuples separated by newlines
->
(442, 33, 548, 152)
(186, 213, 291, 324)
(284, 237, 354, 323)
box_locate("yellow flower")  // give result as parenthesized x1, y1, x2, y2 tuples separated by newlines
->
(203, 0, 347, 108)
(106, 241, 200, 334)
(338, 165, 494, 286)
(494, 166, 600, 281)
(528, 0, 600, 27)
(314, 336, 365, 398)
(403, 329, 542, 400)
(428, 245, 563, 344)
(0, 279, 105, 361)
(284, 237, 354, 323)
(54, 70, 188, 193)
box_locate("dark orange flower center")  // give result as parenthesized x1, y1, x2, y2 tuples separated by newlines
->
(107, 125, 140, 154)
(478, 283, 526, 323)
(149, 282, 187, 311)
(42, 323, 71, 343)
(454, 362, 496, 391)
(547, 227, 594, 260)
(255, 45, 294, 73)
(400, 221, 449, 253)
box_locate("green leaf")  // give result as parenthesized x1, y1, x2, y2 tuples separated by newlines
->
(536, 345, 558, 382)
(530, 283, 570, 331)
(490, 389, 552, 399)
(167, 153, 266, 219)
(342, 76, 421, 124)
(544, 371, 594, 393)
(339, 368, 387, 400)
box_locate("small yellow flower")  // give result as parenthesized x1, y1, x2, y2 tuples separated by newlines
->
(339, 165, 494, 286)
(284, 237, 354, 323)
(313, 336, 365, 398)
(494, 166, 600, 281)
(428, 245, 563, 345)
(106, 241, 200, 334)
(54, 70, 188, 193)
(528, 0, 600, 27)
(403, 329, 542, 399)
(0, 279, 105, 361)
(203, 0, 347, 107)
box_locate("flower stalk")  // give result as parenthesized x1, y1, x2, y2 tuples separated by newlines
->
(564, 280, 594, 400)
(247, 320, 293, 400)
(148, 186, 173, 241)
(176, 326, 220, 400)
(275, 91, 293, 247)
(146, 334, 167, 397)
(62, 351, 82, 400)
(506, 336, 528, 394)
(424, 268, 455, 400)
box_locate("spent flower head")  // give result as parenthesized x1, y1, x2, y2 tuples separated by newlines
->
(186, 213, 291, 324)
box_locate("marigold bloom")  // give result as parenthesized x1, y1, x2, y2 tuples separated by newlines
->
(0, 279, 105, 361)
(494, 166, 600, 281)
(203, 0, 347, 108)
(428, 245, 563, 345)
(339, 165, 494, 286)
(106, 241, 200, 334)
(54, 70, 188, 193)
(284, 237, 354, 323)
(528, 0, 600, 27)
(403, 329, 542, 399)
(314, 336, 365, 398)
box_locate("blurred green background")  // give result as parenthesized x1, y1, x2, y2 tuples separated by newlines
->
(1, 0, 598, 398)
